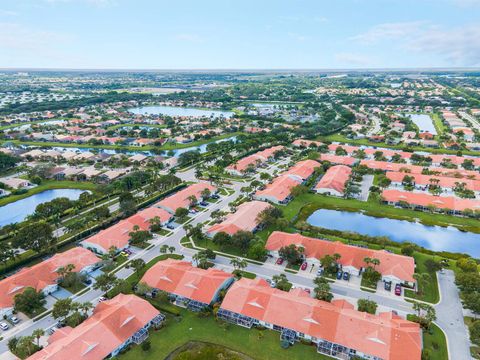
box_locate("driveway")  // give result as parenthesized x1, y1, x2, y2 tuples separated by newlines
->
(357, 174, 374, 201)
(435, 270, 471, 360)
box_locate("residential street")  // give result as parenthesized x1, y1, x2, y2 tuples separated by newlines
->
(0, 168, 470, 359)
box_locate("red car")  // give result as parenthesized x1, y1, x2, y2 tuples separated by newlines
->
(301, 262, 308, 271)
(276, 258, 284, 265)
(394, 284, 402, 296)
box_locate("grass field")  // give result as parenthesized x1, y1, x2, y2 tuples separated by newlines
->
(404, 252, 440, 304)
(423, 323, 449, 360)
(118, 311, 331, 360)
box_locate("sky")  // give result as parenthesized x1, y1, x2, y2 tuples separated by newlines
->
(1, 0, 480, 69)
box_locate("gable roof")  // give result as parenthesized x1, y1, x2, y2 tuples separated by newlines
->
(266, 232, 415, 282)
(221, 278, 421, 360)
(315, 165, 352, 194)
(207, 200, 271, 236)
(28, 294, 159, 360)
(141, 259, 233, 304)
(156, 182, 216, 213)
(0, 247, 99, 309)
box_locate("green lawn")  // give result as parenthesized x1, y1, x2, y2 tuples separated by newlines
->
(422, 323, 448, 360)
(431, 113, 447, 137)
(404, 252, 440, 304)
(0, 180, 97, 207)
(118, 310, 331, 360)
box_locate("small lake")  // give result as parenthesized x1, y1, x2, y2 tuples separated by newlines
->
(307, 209, 480, 257)
(407, 114, 437, 135)
(0, 189, 87, 227)
(129, 106, 234, 118)
(18, 135, 238, 158)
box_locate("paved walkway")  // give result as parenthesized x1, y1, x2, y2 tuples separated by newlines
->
(435, 270, 472, 360)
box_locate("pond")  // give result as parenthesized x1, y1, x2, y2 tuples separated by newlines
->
(306, 209, 480, 258)
(407, 114, 437, 135)
(0, 188, 87, 227)
(129, 105, 234, 118)
(17, 135, 238, 158)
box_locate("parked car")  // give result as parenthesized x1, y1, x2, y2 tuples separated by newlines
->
(316, 268, 324, 276)
(211, 194, 220, 199)
(84, 278, 92, 285)
(384, 281, 392, 291)
(166, 224, 174, 229)
(48, 328, 56, 335)
(124, 248, 133, 255)
(199, 201, 208, 206)
(120, 251, 129, 257)
(343, 272, 350, 281)
(98, 296, 107, 302)
(395, 284, 402, 296)
(276, 258, 284, 265)
(0, 322, 9, 331)
(301, 262, 308, 271)
(9, 316, 19, 324)
(304, 288, 311, 294)
(55, 321, 65, 329)
(336, 270, 343, 280)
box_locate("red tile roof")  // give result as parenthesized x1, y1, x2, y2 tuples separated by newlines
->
(382, 189, 480, 212)
(156, 182, 217, 213)
(28, 294, 159, 360)
(315, 165, 352, 194)
(255, 174, 302, 203)
(319, 154, 357, 166)
(266, 232, 415, 282)
(0, 248, 98, 309)
(141, 259, 233, 304)
(386, 171, 480, 191)
(207, 200, 271, 236)
(283, 159, 321, 181)
(221, 278, 421, 360)
(226, 146, 284, 173)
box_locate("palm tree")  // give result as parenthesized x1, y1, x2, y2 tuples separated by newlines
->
(168, 246, 176, 254)
(160, 244, 169, 254)
(363, 257, 372, 268)
(32, 328, 44, 347)
(370, 258, 380, 270)
(79, 302, 93, 317)
(230, 257, 247, 271)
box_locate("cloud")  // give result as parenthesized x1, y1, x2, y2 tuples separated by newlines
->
(44, 0, 117, 7)
(334, 52, 373, 67)
(288, 32, 308, 42)
(352, 21, 480, 66)
(174, 33, 204, 43)
(0, 9, 18, 16)
(0, 23, 69, 51)
(350, 21, 426, 44)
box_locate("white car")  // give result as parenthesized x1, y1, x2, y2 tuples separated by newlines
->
(9, 316, 19, 324)
(0, 322, 9, 331)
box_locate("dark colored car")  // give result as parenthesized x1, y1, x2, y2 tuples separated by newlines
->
(384, 281, 392, 291)
(336, 270, 343, 280)
(276, 258, 284, 265)
(343, 272, 350, 281)
(395, 284, 402, 296)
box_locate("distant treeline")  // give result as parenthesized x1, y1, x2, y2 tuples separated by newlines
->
(0, 91, 153, 115)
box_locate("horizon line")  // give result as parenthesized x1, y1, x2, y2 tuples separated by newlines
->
(1, 66, 480, 73)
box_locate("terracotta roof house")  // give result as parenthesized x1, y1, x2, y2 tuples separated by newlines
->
(0, 247, 99, 318)
(266, 231, 415, 284)
(226, 146, 284, 175)
(155, 182, 217, 214)
(292, 139, 323, 148)
(217, 278, 421, 360)
(319, 154, 358, 166)
(28, 294, 165, 360)
(382, 189, 480, 215)
(386, 171, 480, 195)
(206, 200, 271, 237)
(81, 207, 171, 254)
(141, 259, 234, 311)
(254, 174, 302, 204)
(0, 177, 32, 189)
(315, 165, 352, 197)
(283, 159, 321, 182)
